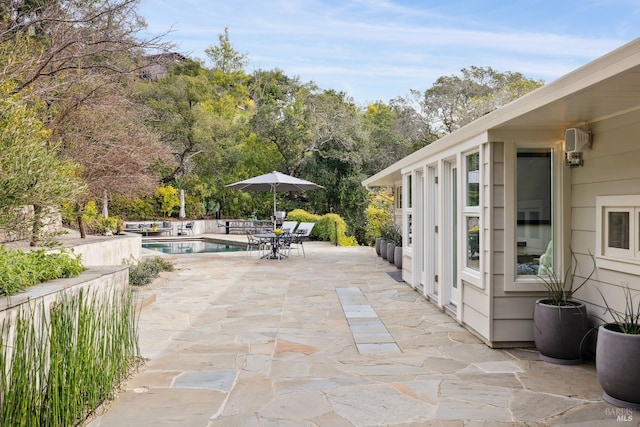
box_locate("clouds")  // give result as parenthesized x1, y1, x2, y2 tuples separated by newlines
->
(138, 0, 633, 104)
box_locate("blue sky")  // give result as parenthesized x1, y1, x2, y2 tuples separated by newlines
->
(137, 0, 638, 105)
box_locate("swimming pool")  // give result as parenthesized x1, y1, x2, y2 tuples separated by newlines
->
(142, 239, 245, 254)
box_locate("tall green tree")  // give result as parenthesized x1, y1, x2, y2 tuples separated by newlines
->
(422, 66, 544, 136)
(0, 90, 85, 244)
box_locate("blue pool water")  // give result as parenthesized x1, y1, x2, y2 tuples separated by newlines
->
(142, 239, 244, 254)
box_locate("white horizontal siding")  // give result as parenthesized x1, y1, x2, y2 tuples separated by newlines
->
(569, 110, 640, 319)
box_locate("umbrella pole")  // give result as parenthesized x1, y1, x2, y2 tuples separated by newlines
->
(273, 187, 277, 230)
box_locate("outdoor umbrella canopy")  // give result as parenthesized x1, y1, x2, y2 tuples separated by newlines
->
(225, 171, 323, 225)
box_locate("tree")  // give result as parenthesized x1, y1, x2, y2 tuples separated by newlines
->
(0, 0, 173, 239)
(59, 88, 174, 199)
(139, 60, 212, 182)
(0, 90, 85, 245)
(389, 89, 437, 150)
(0, 0, 170, 102)
(205, 27, 248, 74)
(361, 101, 413, 176)
(422, 66, 543, 136)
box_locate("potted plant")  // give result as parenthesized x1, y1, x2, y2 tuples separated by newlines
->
(533, 249, 594, 365)
(379, 223, 393, 260)
(382, 223, 401, 265)
(386, 239, 395, 264)
(393, 227, 403, 269)
(595, 286, 640, 409)
(375, 236, 386, 257)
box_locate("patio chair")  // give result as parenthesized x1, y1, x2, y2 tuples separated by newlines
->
(278, 232, 296, 259)
(246, 233, 267, 258)
(178, 221, 194, 236)
(124, 223, 139, 232)
(289, 222, 315, 257)
(281, 220, 298, 234)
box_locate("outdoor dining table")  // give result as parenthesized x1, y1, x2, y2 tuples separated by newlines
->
(255, 232, 287, 260)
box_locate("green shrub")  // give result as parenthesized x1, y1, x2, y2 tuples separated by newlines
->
(364, 188, 394, 246)
(287, 210, 358, 246)
(109, 194, 155, 220)
(128, 257, 174, 287)
(286, 209, 321, 224)
(0, 246, 86, 296)
(154, 185, 180, 218)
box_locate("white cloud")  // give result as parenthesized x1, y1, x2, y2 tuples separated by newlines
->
(137, 0, 635, 103)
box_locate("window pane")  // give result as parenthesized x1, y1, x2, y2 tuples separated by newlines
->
(466, 153, 479, 206)
(516, 148, 552, 276)
(466, 217, 480, 271)
(407, 175, 412, 208)
(608, 211, 629, 249)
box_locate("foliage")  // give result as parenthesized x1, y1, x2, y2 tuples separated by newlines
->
(128, 257, 174, 287)
(286, 209, 321, 225)
(78, 201, 124, 235)
(596, 285, 640, 335)
(422, 66, 544, 136)
(0, 0, 171, 241)
(109, 194, 156, 220)
(0, 245, 85, 295)
(154, 185, 180, 218)
(364, 188, 395, 246)
(286, 210, 357, 246)
(0, 89, 86, 244)
(380, 222, 402, 246)
(60, 91, 173, 202)
(536, 251, 595, 306)
(0, 286, 140, 426)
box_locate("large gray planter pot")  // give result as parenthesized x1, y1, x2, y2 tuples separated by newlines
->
(596, 324, 640, 410)
(386, 242, 395, 264)
(375, 238, 385, 257)
(394, 246, 402, 269)
(533, 299, 588, 365)
(381, 241, 389, 260)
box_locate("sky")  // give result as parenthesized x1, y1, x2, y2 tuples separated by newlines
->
(137, 0, 639, 106)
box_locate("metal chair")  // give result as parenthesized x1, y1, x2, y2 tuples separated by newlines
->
(246, 234, 263, 258)
(178, 221, 194, 236)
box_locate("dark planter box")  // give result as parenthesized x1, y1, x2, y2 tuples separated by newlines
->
(533, 299, 588, 365)
(596, 324, 640, 410)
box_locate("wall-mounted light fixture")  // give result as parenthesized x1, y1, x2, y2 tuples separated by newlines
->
(564, 128, 591, 168)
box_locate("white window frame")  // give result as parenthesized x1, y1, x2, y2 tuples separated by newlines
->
(596, 195, 640, 276)
(504, 141, 564, 292)
(461, 150, 482, 287)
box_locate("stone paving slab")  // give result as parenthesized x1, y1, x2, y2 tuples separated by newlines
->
(86, 237, 626, 427)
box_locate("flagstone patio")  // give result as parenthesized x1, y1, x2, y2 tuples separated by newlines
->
(86, 235, 627, 427)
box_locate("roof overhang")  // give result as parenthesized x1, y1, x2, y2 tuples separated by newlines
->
(363, 38, 640, 188)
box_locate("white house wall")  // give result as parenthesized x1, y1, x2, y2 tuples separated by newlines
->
(568, 109, 640, 321)
(365, 39, 640, 349)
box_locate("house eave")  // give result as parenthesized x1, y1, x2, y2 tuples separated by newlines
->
(363, 37, 640, 187)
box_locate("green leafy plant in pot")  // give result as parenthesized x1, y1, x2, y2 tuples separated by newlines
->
(533, 250, 594, 365)
(595, 285, 640, 410)
(393, 227, 403, 270)
(381, 223, 401, 265)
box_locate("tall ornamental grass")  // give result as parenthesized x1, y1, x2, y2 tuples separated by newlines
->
(0, 285, 140, 426)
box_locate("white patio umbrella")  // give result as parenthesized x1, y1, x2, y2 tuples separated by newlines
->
(179, 189, 186, 219)
(225, 171, 323, 227)
(102, 189, 109, 218)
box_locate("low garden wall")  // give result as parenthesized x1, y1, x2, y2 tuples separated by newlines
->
(0, 265, 129, 323)
(67, 233, 141, 266)
(0, 265, 137, 426)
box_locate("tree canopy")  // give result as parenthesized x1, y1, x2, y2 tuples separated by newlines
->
(0, 7, 545, 244)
